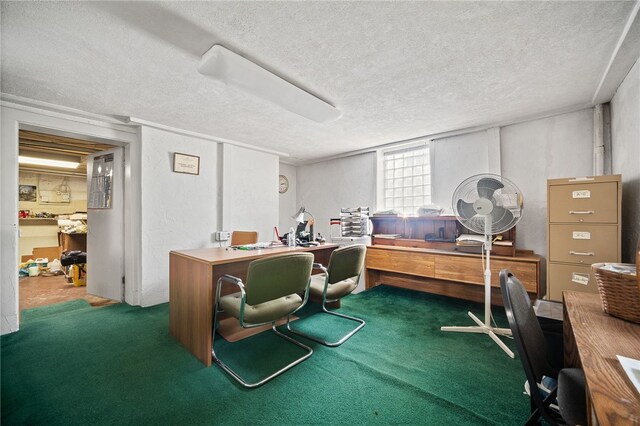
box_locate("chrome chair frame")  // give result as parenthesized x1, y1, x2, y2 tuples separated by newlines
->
(212, 273, 313, 388)
(286, 263, 366, 347)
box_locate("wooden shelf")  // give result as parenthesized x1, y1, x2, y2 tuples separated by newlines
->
(371, 215, 516, 256)
(19, 218, 57, 226)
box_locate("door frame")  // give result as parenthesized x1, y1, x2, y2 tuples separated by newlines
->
(1, 98, 140, 334)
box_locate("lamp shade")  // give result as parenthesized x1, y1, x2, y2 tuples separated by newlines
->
(292, 207, 306, 223)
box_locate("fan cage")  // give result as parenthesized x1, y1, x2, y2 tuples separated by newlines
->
(452, 174, 523, 235)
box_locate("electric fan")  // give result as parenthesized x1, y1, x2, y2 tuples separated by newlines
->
(441, 174, 523, 358)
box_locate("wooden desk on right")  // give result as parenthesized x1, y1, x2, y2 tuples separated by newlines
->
(563, 291, 640, 425)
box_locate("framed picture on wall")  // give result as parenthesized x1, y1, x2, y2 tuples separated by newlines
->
(19, 185, 37, 202)
(173, 152, 200, 175)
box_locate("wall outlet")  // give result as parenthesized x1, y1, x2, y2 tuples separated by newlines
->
(215, 231, 231, 242)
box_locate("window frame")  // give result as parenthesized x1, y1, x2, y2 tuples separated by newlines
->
(376, 141, 432, 216)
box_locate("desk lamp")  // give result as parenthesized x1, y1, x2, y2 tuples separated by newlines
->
(292, 207, 315, 242)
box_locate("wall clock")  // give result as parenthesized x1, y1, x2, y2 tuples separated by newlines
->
(279, 175, 289, 193)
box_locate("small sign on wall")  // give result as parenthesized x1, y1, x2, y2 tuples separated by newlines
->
(173, 153, 200, 175)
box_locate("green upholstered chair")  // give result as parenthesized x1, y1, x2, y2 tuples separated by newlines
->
(286, 244, 366, 346)
(212, 252, 314, 388)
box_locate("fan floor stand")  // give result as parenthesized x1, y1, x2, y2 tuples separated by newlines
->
(440, 237, 515, 358)
(441, 312, 514, 358)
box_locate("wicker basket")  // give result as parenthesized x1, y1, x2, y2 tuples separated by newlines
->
(592, 263, 640, 324)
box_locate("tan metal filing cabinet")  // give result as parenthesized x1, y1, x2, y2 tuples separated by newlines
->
(547, 175, 621, 301)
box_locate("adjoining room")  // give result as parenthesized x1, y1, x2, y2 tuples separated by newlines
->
(17, 130, 119, 311)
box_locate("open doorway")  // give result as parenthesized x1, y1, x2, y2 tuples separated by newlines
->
(17, 130, 119, 314)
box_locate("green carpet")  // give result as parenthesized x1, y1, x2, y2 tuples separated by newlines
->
(19, 299, 92, 323)
(1, 285, 529, 425)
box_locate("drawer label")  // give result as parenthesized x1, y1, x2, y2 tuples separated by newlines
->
(572, 231, 591, 240)
(572, 190, 591, 199)
(571, 273, 590, 286)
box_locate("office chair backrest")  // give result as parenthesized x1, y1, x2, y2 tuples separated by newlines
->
(245, 252, 314, 305)
(327, 245, 367, 284)
(231, 231, 258, 246)
(500, 270, 556, 386)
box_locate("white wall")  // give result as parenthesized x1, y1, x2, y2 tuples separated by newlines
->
(138, 126, 219, 306)
(431, 128, 501, 208)
(297, 153, 377, 239)
(611, 57, 640, 263)
(501, 109, 594, 294)
(221, 144, 279, 243)
(18, 172, 87, 216)
(278, 162, 297, 233)
(1, 107, 20, 334)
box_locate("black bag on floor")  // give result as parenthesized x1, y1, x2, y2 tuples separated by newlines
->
(60, 250, 87, 266)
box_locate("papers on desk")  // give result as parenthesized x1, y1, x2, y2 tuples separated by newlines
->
(617, 355, 640, 395)
(600, 263, 637, 276)
(232, 242, 273, 250)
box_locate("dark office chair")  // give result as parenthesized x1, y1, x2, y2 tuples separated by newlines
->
(499, 269, 587, 426)
(286, 244, 366, 346)
(212, 252, 314, 388)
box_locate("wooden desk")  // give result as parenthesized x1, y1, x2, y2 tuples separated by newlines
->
(366, 245, 541, 305)
(563, 291, 640, 425)
(58, 232, 87, 253)
(169, 244, 338, 366)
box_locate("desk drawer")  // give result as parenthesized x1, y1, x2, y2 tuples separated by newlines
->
(549, 224, 618, 264)
(548, 263, 597, 301)
(434, 255, 538, 293)
(366, 249, 434, 278)
(548, 182, 618, 223)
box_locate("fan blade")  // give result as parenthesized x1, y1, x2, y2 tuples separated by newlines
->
(457, 199, 477, 220)
(491, 206, 514, 231)
(477, 177, 504, 200)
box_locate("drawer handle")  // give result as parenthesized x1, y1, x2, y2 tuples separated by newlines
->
(569, 251, 595, 256)
(569, 210, 594, 215)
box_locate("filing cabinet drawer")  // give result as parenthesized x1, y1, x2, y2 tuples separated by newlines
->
(549, 224, 618, 264)
(548, 182, 618, 223)
(548, 263, 597, 301)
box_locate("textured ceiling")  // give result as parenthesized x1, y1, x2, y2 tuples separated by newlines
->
(1, 1, 637, 163)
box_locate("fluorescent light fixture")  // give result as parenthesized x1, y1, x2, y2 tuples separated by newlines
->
(18, 156, 80, 169)
(198, 45, 342, 123)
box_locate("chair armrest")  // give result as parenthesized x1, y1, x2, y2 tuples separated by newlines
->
(219, 274, 245, 288)
(313, 263, 328, 274)
(216, 274, 246, 299)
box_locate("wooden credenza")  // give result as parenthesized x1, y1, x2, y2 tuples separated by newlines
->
(366, 245, 540, 305)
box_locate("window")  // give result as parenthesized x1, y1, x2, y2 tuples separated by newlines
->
(381, 143, 431, 215)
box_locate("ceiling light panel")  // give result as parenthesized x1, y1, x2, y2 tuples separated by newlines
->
(198, 45, 341, 123)
(18, 156, 80, 169)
